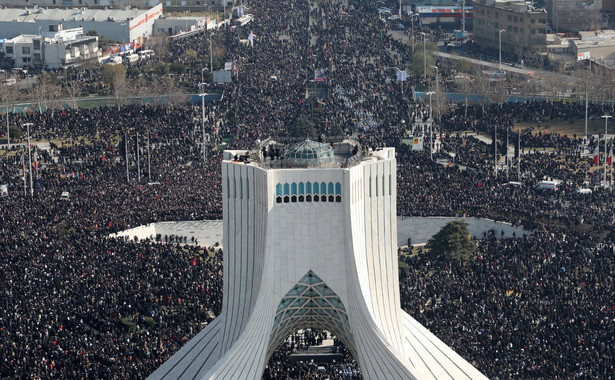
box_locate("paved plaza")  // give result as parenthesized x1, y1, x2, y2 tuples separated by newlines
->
(112, 217, 528, 247)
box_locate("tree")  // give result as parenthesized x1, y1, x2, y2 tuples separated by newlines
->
(327, 123, 343, 137)
(182, 49, 198, 62)
(169, 62, 186, 75)
(454, 59, 471, 73)
(64, 76, 84, 109)
(427, 220, 476, 261)
(148, 32, 170, 59)
(289, 113, 316, 138)
(407, 41, 437, 78)
(102, 64, 129, 109)
(9, 125, 22, 140)
(470, 67, 491, 115)
(162, 77, 188, 105)
(96, 34, 119, 51)
(32, 72, 61, 114)
(154, 63, 170, 77)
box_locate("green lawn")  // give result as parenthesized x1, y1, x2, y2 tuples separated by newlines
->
(513, 117, 606, 137)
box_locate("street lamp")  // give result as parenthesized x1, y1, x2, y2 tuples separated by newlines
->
(409, 11, 415, 52)
(5, 88, 9, 150)
(426, 91, 435, 161)
(602, 115, 611, 188)
(422, 32, 427, 80)
(199, 83, 208, 163)
(432, 65, 440, 124)
(585, 59, 592, 139)
(499, 29, 506, 71)
(23, 122, 34, 196)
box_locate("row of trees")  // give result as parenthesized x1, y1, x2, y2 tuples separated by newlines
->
(1, 30, 230, 112)
(404, 40, 615, 121)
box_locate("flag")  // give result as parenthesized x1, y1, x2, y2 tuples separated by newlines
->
(396, 69, 407, 82)
(32, 146, 38, 172)
(609, 144, 613, 166)
(593, 143, 600, 165)
(248, 31, 255, 48)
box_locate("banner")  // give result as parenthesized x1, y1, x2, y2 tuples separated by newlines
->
(213, 70, 232, 83)
(0, 184, 7, 197)
(577, 51, 590, 61)
(314, 69, 325, 82)
(410, 136, 423, 151)
(396, 69, 407, 82)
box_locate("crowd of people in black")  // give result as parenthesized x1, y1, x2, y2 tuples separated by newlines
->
(1, 0, 614, 378)
(264, 330, 362, 380)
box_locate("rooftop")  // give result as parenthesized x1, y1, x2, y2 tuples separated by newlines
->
(224, 138, 373, 169)
(0, 6, 150, 23)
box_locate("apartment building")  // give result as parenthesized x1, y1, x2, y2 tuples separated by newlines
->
(473, 0, 548, 54)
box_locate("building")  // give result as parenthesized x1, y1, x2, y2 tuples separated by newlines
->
(572, 30, 615, 65)
(153, 15, 211, 35)
(415, 5, 473, 26)
(0, 0, 233, 10)
(546, 0, 602, 33)
(1, 25, 99, 69)
(0, 4, 162, 44)
(147, 139, 488, 380)
(473, 0, 548, 54)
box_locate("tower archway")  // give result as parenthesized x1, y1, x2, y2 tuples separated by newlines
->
(266, 270, 355, 360)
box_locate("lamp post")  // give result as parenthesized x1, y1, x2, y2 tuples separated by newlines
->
(5, 88, 9, 149)
(136, 130, 141, 182)
(210, 34, 213, 72)
(23, 122, 33, 196)
(426, 91, 435, 161)
(499, 29, 506, 71)
(199, 84, 208, 163)
(147, 129, 151, 181)
(422, 32, 427, 80)
(585, 59, 591, 139)
(432, 65, 439, 121)
(410, 11, 415, 52)
(494, 124, 498, 178)
(125, 130, 129, 183)
(602, 115, 611, 188)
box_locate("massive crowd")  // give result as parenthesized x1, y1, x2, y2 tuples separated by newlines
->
(0, 0, 614, 378)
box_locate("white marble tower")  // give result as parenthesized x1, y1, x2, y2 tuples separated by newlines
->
(148, 139, 488, 380)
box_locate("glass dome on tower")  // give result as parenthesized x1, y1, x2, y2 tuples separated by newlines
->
(284, 139, 335, 167)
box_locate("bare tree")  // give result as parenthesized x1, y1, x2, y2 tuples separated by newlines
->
(148, 32, 171, 60)
(64, 77, 84, 109)
(102, 64, 130, 109)
(492, 79, 509, 107)
(470, 67, 491, 115)
(163, 77, 188, 105)
(32, 72, 62, 115)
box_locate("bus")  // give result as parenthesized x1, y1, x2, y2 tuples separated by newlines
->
(482, 70, 506, 82)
